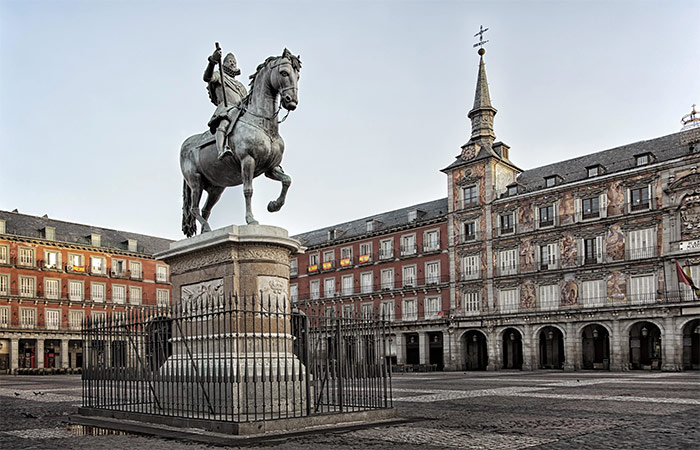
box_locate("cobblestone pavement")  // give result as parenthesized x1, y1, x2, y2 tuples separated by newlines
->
(1, 371, 698, 449)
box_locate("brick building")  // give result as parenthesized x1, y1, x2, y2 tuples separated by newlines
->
(292, 48, 700, 372)
(0, 210, 172, 373)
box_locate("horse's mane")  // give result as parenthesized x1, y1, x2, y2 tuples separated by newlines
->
(248, 49, 302, 90)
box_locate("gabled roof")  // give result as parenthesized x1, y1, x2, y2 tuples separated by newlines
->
(292, 198, 448, 248)
(0, 210, 173, 255)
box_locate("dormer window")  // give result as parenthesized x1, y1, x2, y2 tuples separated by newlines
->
(407, 210, 417, 222)
(545, 176, 557, 188)
(91, 233, 101, 247)
(507, 185, 517, 196)
(44, 227, 55, 241)
(635, 153, 651, 166)
(366, 220, 374, 233)
(328, 229, 336, 241)
(0, 220, 5, 234)
(587, 165, 600, 178)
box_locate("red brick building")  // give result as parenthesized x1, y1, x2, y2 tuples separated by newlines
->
(0, 210, 172, 373)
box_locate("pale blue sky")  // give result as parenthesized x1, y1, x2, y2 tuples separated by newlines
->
(1, 0, 698, 240)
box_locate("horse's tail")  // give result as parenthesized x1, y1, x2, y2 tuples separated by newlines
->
(182, 180, 197, 237)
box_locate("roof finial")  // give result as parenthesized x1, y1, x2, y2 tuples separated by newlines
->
(682, 104, 700, 131)
(473, 25, 489, 55)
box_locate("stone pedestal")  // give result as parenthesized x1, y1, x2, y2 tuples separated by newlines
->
(155, 225, 305, 418)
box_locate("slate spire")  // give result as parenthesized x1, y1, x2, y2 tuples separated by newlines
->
(467, 48, 497, 145)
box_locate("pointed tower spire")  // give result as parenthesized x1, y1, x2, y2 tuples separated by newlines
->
(468, 47, 497, 145)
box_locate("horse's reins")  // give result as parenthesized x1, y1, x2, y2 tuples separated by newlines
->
(240, 58, 295, 125)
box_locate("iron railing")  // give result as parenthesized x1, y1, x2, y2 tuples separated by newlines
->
(82, 294, 392, 423)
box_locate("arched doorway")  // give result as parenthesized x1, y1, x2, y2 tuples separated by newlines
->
(682, 319, 700, 370)
(464, 330, 487, 370)
(629, 321, 662, 369)
(539, 326, 564, 369)
(581, 324, 610, 370)
(502, 328, 522, 369)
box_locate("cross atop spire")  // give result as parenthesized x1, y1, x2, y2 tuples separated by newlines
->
(473, 25, 489, 51)
(467, 28, 497, 145)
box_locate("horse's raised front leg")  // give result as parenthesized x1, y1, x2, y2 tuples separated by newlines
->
(202, 186, 225, 222)
(240, 155, 259, 225)
(265, 166, 291, 212)
(187, 173, 211, 233)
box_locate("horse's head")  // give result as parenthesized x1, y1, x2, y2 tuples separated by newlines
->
(270, 48, 301, 111)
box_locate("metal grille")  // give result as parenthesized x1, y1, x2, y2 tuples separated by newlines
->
(81, 294, 392, 423)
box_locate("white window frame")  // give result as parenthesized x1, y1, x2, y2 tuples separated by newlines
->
(45, 309, 60, 330)
(156, 265, 169, 283)
(400, 234, 416, 256)
(91, 282, 105, 302)
(0, 273, 8, 295)
(402, 265, 416, 288)
(379, 300, 394, 321)
(462, 254, 480, 280)
(425, 261, 441, 284)
(91, 256, 106, 275)
(402, 298, 417, 321)
(628, 185, 652, 213)
(20, 307, 36, 329)
(380, 268, 394, 290)
(310, 279, 320, 300)
(44, 278, 60, 300)
(69, 310, 84, 330)
(44, 249, 61, 270)
(538, 243, 559, 270)
(499, 288, 519, 313)
(0, 305, 10, 327)
(539, 284, 560, 311)
(627, 228, 656, 260)
(499, 249, 518, 276)
(582, 280, 605, 308)
(342, 304, 354, 318)
(18, 247, 35, 267)
(423, 229, 440, 252)
(424, 296, 441, 319)
(341, 274, 353, 296)
(323, 250, 335, 263)
(129, 261, 142, 279)
(68, 253, 84, 269)
(323, 277, 336, 298)
(360, 272, 373, 294)
(463, 291, 480, 316)
(499, 212, 515, 235)
(157, 289, 170, 307)
(379, 238, 394, 259)
(112, 285, 126, 304)
(630, 274, 656, 305)
(359, 242, 372, 260)
(340, 247, 353, 261)
(290, 283, 298, 302)
(290, 258, 298, 276)
(537, 203, 556, 229)
(68, 280, 84, 301)
(19, 275, 35, 298)
(0, 244, 8, 264)
(129, 286, 142, 305)
(361, 302, 374, 319)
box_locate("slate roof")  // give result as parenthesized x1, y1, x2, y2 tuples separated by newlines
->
(0, 210, 173, 255)
(515, 132, 689, 194)
(292, 198, 448, 249)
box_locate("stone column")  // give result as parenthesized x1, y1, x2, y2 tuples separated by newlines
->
(662, 316, 679, 371)
(418, 332, 428, 364)
(443, 329, 457, 371)
(563, 322, 575, 371)
(521, 323, 533, 371)
(61, 339, 69, 369)
(395, 333, 405, 365)
(609, 319, 624, 371)
(486, 328, 497, 371)
(37, 339, 44, 369)
(10, 338, 19, 371)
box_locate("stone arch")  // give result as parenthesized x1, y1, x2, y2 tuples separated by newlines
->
(462, 329, 488, 371)
(536, 325, 565, 369)
(621, 318, 665, 337)
(680, 318, 700, 370)
(500, 327, 523, 370)
(580, 323, 611, 370)
(531, 323, 566, 342)
(628, 321, 663, 370)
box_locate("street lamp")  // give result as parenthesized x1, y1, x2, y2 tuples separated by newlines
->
(510, 333, 516, 341)
(472, 334, 478, 343)
(592, 328, 599, 339)
(547, 330, 554, 340)
(641, 326, 648, 337)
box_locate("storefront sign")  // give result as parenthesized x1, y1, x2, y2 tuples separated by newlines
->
(680, 239, 700, 251)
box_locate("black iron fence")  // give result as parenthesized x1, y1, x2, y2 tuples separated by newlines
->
(82, 294, 392, 423)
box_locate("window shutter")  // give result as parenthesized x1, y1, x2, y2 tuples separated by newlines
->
(548, 243, 558, 268)
(600, 193, 608, 218)
(596, 235, 604, 263)
(626, 188, 631, 213)
(647, 185, 653, 209)
(574, 198, 582, 222)
(577, 238, 584, 265)
(535, 206, 540, 229)
(553, 201, 559, 226)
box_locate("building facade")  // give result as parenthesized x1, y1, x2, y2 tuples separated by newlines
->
(0, 211, 172, 373)
(292, 49, 700, 372)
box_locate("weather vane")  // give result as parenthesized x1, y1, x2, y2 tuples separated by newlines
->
(473, 25, 489, 49)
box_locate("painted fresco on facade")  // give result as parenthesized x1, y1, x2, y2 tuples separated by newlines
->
(518, 201, 533, 232)
(561, 275, 578, 306)
(559, 192, 575, 226)
(607, 270, 627, 303)
(520, 279, 536, 310)
(605, 224, 625, 262)
(680, 192, 700, 239)
(520, 239, 535, 272)
(607, 181, 625, 216)
(560, 232, 578, 268)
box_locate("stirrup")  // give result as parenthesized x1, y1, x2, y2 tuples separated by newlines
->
(218, 147, 233, 160)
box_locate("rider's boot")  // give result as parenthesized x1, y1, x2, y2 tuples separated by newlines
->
(216, 125, 233, 160)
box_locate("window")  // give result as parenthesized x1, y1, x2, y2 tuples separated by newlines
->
(290, 258, 298, 276)
(507, 185, 517, 196)
(426, 261, 440, 284)
(582, 237, 602, 265)
(69, 280, 83, 301)
(127, 239, 138, 252)
(627, 228, 655, 260)
(0, 274, 8, 295)
(0, 306, 10, 327)
(324, 278, 335, 298)
(545, 176, 557, 188)
(340, 247, 353, 261)
(499, 249, 517, 276)
(500, 213, 514, 234)
(366, 220, 374, 232)
(462, 255, 480, 280)
(20, 308, 36, 328)
(157, 289, 170, 307)
(91, 311, 107, 322)
(91, 233, 101, 247)
(539, 244, 558, 270)
(630, 275, 655, 305)
(424, 296, 441, 319)
(587, 166, 599, 178)
(341, 275, 353, 296)
(45, 250, 60, 269)
(408, 210, 418, 222)
(462, 185, 478, 207)
(379, 301, 394, 321)
(0, 220, 5, 234)
(156, 265, 168, 282)
(402, 298, 417, 321)
(582, 280, 605, 307)
(462, 222, 476, 242)
(290, 284, 298, 302)
(539, 284, 560, 310)
(582, 197, 600, 219)
(680, 265, 700, 300)
(68, 253, 84, 269)
(359, 242, 372, 263)
(380, 239, 393, 259)
(463, 291, 481, 316)
(380, 268, 394, 290)
(424, 230, 439, 251)
(636, 154, 650, 166)
(0, 245, 7, 264)
(91, 256, 106, 275)
(630, 186, 651, 211)
(19, 276, 35, 297)
(129, 286, 141, 305)
(361, 303, 374, 319)
(45, 278, 60, 299)
(342, 304, 354, 318)
(310, 280, 320, 299)
(498, 289, 519, 313)
(402, 265, 416, 288)
(327, 229, 336, 241)
(360, 272, 373, 294)
(18, 247, 35, 266)
(323, 250, 334, 263)
(46, 309, 60, 330)
(538, 205, 554, 227)
(112, 259, 126, 276)
(130, 261, 142, 279)
(91, 282, 105, 302)
(69, 310, 84, 330)
(400, 234, 416, 256)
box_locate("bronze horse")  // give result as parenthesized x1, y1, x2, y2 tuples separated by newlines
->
(180, 49, 301, 237)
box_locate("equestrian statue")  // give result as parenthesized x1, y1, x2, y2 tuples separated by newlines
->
(180, 44, 301, 237)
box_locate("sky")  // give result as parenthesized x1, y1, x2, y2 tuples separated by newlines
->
(1, 0, 698, 241)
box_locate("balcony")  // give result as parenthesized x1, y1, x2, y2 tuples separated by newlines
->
(625, 246, 657, 260)
(422, 242, 441, 253)
(458, 230, 481, 244)
(379, 249, 394, 260)
(339, 257, 354, 268)
(358, 254, 372, 264)
(0, 287, 162, 306)
(400, 244, 417, 257)
(459, 269, 481, 281)
(293, 275, 450, 303)
(494, 264, 518, 277)
(321, 260, 335, 271)
(535, 256, 560, 271)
